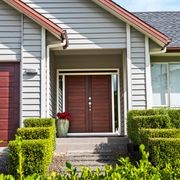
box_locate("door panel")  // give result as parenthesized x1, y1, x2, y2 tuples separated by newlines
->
(65, 76, 87, 133)
(0, 63, 20, 146)
(65, 75, 112, 133)
(91, 75, 112, 132)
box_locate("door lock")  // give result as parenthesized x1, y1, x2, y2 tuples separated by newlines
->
(88, 96, 92, 112)
(88, 101, 92, 111)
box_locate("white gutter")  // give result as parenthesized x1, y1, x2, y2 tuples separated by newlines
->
(150, 47, 167, 55)
(46, 38, 67, 117)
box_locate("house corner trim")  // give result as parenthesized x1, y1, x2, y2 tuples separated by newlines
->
(145, 37, 152, 108)
(41, 28, 46, 117)
(19, 14, 24, 127)
(126, 24, 132, 110)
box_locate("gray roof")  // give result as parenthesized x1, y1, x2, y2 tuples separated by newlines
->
(134, 12, 180, 47)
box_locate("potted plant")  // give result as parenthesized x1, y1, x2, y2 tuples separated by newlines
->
(56, 112, 71, 137)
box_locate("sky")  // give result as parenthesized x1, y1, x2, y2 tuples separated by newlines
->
(113, 0, 180, 12)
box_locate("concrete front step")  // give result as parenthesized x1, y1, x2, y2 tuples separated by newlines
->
(55, 144, 127, 154)
(66, 154, 119, 161)
(70, 160, 118, 167)
(55, 136, 129, 154)
(55, 137, 128, 172)
(57, 137, 128, 144)
(63, 164, 107, 172)
(61, 152, 120, 172)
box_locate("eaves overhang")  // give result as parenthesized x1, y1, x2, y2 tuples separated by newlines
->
(92, 0, 171, 47)
(3, 0, 65, 40)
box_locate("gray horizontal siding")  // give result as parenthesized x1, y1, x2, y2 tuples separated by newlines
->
(0, 2, 43, 119)
(22, 16, 42, 118)
(131, 27, 146, 109)
(0, 1, 21, 61)
(22, 0, 126, 49)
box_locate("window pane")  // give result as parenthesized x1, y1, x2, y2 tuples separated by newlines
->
(169, 64, 180, 107)
(151, 64, 168, 106)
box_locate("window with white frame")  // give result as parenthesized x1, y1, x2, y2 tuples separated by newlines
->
(151, 63, 180, 107)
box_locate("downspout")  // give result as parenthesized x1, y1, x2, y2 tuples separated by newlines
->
(46, 31, 68, 117)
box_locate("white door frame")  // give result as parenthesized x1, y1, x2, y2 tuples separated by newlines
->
(56, 68, 121, 136)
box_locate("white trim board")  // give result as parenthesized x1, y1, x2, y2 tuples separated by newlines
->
(145, 37, 152, 108)
(41, 28, 46, 117)
(19, 14, 24, 127)
(126, 24, 132, 110)
(122, 50, 128, 135)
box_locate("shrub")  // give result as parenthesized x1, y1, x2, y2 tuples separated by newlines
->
(147, 138, 180, 168)
(140, 128, 180, 143)
(17, 127, 54, 153)
(24, 118, 55, 128)
(127, 113, 171, 144)
(23, 118, 56, 148)
(17, 127, 53, 140)
(127, 109, 168, 116)
(2, 144, 180, 179)
(8, 139, 52, 176)
(167, 109, 180, 128)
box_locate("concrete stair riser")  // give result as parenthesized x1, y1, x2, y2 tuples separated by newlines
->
(66, 155, 119, 161)
(57, 137, 128, 144)
(55, 145, 127, 154)
(55, 137, 128, 154)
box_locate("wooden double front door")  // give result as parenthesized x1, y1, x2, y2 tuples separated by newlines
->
(65, 75, 112, 133)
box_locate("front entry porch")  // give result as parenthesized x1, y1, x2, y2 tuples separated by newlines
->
(57, 69, 120, 135)
(49, 49, 127, 135)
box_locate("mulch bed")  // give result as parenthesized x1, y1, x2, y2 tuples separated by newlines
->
(0, 155, 8, 174)
(48, 153, 67, 174)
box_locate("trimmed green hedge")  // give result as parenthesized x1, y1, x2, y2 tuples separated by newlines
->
(24, 118, 55, 128)
(8, 139, 52, 176)
(5, 144, 180, 179)
(147, 138, 180, 167)
(127, 113, 171, 144)
(17, 127, 54, 152)
(23, 118, 56, 149)
(127, 109, 180, 131)
(138, 129, 180, 168)
(127, 109, 167, 116)
(140, 128, 180, 141)
(17, 127, 53, 140)
(167, 109, 180, 128)
(127, 109, 180, 169)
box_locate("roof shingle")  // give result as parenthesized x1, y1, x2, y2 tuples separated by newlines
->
(134, 12, 180, 47)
